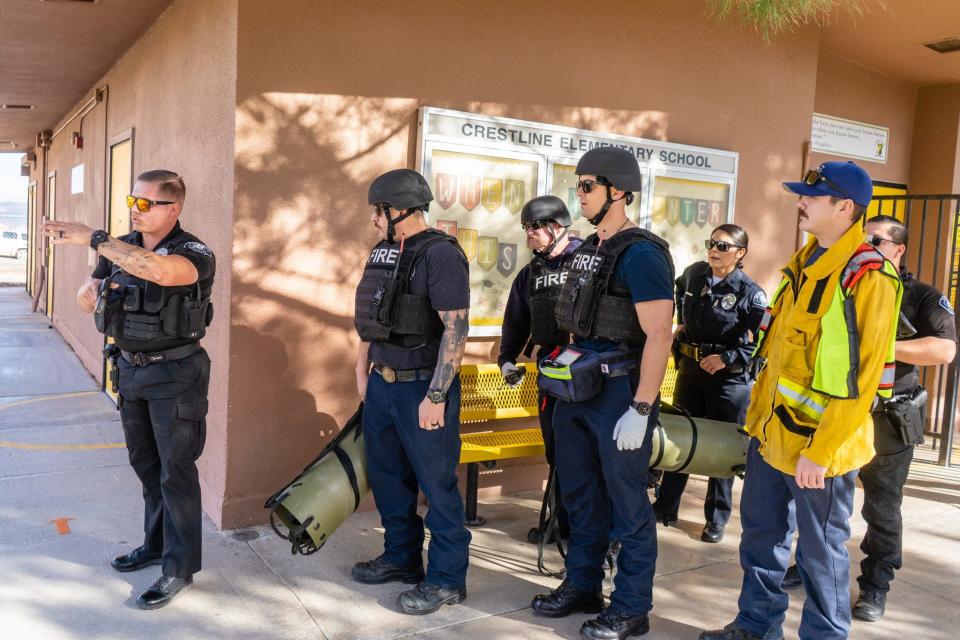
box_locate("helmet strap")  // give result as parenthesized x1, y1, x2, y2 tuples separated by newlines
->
(386, 207, 419, 244)
(587, 184, 615, 226)
(537, 225, 568, 257)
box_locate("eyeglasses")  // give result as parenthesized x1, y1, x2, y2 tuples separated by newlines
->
(373, 203, 389, 217)
(705, 239, 744, 252)
(801, 169, 853, 201)
(521, 220, 551, 231)
(575, 178, 610, 194)
(867, 235, 903, 248)
(127, 195, 175, 212)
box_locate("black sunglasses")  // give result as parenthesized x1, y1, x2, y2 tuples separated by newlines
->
(802, 169, 853, 201)
(705, 239, 744, 252)
(521, 220, 551, 231)
(575, 177, 610, 194)
(867, 235, 903, 248)
(373, 203, 389, 217)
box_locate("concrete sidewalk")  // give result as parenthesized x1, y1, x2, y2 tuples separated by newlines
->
(0, 287, 958, 640)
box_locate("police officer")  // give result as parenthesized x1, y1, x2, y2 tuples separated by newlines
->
(653, 224, 765, 543)
(352, 169, 472, 615)
(499, 195, 582, 544)
(43, 170, 214, 609)
(781, 214, 957, 622)
(530, 147, 675, 639)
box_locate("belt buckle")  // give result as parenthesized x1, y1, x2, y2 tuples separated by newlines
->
(133, 352, 149, 367)
(380, 366, 397, 383)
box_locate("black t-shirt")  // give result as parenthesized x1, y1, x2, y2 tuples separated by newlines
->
(92, 222, 216, 352)
(368, 235, 470, 370)
(894, 272, 957, 393)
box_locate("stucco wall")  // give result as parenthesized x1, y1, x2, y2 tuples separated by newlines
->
(31, 0, 238, 526)
(810, 50, 918, 184)
(225, 0, 823, 527)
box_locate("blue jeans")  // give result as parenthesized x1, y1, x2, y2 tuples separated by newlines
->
(735, 438, 857, 640)
(554, 374, 658, 615)
(363, 372, 471, 588)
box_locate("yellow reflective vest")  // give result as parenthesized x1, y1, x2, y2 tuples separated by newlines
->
(746, 223, 902, 476)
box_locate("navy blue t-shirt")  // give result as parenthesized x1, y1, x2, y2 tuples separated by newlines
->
(368, 236, 470, 370)
(576, 241, 674, 352)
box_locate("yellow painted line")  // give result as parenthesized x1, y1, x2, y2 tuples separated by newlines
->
(0, 390, 100, 411)
(0, 440, 125, 451)
(0, 391, 123, 450)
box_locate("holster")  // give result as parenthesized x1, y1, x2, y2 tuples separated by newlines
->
(877, 386, 927, 450)
(103, 343, 121, 394)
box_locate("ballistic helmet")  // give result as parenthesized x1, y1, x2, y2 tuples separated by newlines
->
(367, 169, 433, 211)
(521, 195, 572, 227)
(575, 147, 642, 192)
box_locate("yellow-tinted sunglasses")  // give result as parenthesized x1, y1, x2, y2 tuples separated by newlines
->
(126, 195, 175, 212)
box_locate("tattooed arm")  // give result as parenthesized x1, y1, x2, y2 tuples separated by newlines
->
(42, 220, 198, 287)
(419, 308, 469, 430)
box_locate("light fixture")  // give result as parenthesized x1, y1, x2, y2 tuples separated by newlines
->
(1, 104, 35, 110)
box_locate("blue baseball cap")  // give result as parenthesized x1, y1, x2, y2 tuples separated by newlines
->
(783, 161, 873, 207)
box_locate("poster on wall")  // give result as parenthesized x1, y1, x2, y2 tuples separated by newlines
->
(427, 149, 541, 332)
(649, 176, 730, 271)
(418, 107, 739, 336)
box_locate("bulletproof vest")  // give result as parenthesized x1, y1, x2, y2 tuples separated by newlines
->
(354, 228, 457, 347)
(94, 266, 213, 342)
(555, 227, 672, 347)
(527, 254, 573, 348)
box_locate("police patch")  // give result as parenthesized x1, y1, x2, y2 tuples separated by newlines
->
(183, 241, 213, 258)
(155, 247, 169, 256)
(721, 293, 737, 310)
(751, 290, 768, 308)
(940, 295, 955, 316)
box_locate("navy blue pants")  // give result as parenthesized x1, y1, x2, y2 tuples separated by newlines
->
(554, 374, 658, 615)
(363, 371, 471, 588)
(538, 389, 569, 537)
(657, 365, 751, 525)
(735, 439, 857, 640)
(118, 349, 209, 579)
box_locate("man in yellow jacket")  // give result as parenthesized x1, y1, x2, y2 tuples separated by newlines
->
(700, 161, 901, 640)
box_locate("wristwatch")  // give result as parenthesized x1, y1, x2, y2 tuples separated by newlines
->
(630, 400, 653, 416)
(89, 229, 109, 251)
(427, 388, 446, 404)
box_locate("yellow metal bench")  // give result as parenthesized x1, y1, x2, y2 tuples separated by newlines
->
(457, 360, 678, 525)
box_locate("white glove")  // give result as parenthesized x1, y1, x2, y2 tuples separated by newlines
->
(500, 362, 525, 387)
(612, 407, 648, 451)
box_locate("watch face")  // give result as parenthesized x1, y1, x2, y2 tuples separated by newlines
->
(428, 390, 445, 403)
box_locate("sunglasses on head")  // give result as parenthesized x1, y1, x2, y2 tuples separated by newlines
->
(575, 177, 610, 194)
(127, 195, 175, 213)
(705, 239, 744, 252)
(801, 169, 853, 201)
(866, 235, 902, 248)
(521, 220, 551, 231)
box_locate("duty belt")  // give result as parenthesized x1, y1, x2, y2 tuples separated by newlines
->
(599, 351, 639, 378)
(677, 341, 728, 361)
(374, 365, 434, 383)
(121, 342, 201, 367)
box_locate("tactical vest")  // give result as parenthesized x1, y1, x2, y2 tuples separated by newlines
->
(95, 266, 213, 342)
(527, 254, 573, 348)
(754, 243, 902, 422)
(555, 227, 672, 346)
(354, 228, 458, 347)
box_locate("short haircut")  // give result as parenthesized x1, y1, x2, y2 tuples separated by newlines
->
(137, 169, 186, 204)
(830, 196, 867, 223)
(867, 214, 908, 245)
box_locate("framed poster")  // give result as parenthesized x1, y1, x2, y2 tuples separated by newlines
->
(418, 107, 739, 336)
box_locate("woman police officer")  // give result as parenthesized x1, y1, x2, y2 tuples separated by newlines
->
(652, 224, 766, 543)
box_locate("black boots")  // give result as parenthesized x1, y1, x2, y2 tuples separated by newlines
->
(351, 555, 424, 585)
(531, 579, 604, 618)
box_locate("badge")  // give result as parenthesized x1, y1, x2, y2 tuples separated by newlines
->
(751, 290, 768, 308)
(721, 293, 737, 310)
(155, 246, 169, 256)
(940, 295, 955, 316)
(380, 366, 397, 383)
(183, 241, 213, 258)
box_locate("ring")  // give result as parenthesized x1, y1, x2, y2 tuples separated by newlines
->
(431, 422, 440, 426)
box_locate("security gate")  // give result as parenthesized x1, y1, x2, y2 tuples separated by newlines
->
(873, 194, 960, 467)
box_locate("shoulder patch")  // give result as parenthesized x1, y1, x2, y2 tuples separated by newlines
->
(182, 241, 213, 258)
(751, 290, 768, 308)
(155, 246, 169, 256)
(940, 295, 955, 316)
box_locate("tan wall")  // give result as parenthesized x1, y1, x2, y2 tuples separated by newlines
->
(225, 0, 823, 527)
(810, 51, 918, 184)
(30, 0, 238, 526)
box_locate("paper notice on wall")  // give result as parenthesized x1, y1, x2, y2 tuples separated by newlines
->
(71, 164, 84, 194)
(811, 114, 889, 164)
